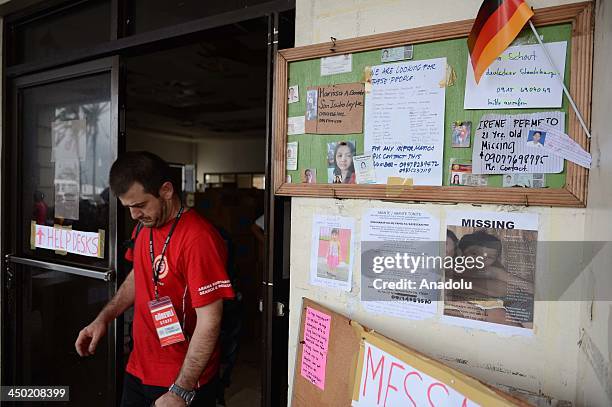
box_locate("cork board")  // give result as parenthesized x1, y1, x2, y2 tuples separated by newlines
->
(273, 2, 593, 207)
(292, 298, 532, 406)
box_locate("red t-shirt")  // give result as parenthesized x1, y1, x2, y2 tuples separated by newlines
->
(125, 209, 234, 388)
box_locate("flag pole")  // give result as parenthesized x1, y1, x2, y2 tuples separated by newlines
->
(528, 20, 591, 138)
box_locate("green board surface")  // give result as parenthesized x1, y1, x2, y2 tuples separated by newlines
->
(286, 23, 572, 188)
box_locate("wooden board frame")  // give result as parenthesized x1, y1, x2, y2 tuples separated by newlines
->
(273, 2, 593, 207)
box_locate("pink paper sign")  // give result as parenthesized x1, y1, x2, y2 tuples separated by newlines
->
(300, 307, 332, 390)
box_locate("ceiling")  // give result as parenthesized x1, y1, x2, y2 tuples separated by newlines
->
(126, 17, 269, 141)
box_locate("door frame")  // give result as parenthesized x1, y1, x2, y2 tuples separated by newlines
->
(1, 56, 121, 404)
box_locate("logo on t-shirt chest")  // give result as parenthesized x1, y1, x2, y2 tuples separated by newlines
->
(153, 254, 170, 280)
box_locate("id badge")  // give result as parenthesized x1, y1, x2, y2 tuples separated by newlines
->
(148, 296, 185, 347)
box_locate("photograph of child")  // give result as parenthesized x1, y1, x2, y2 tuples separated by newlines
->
(451, 121, 471, 148)
(444, 226, 535, 328)
(326, 141, 356, 184)
(306, 89, 318, 121)
(316, 227, 351, 282)
(301, 168, 316, 183)
(526, 130, 546, 147)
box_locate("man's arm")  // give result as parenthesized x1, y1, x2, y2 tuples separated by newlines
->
(155, 299, 223, 406)
(75, 270, 135, 356)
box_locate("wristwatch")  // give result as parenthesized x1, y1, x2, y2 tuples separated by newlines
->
(168, 383, 196, 406)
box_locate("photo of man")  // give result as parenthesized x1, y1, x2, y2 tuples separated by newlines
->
(526, 130, 546, 147)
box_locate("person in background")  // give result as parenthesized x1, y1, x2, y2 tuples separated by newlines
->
(33, 191, 48, 225)
(75, 152, 234, 407)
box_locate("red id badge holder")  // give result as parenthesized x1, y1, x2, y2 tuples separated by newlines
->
(148, 296, 185, 347)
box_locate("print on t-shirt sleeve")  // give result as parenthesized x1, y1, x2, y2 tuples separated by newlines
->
(182, 230, 235, 308)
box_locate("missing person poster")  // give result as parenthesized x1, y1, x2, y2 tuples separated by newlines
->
(443, 211, 538, 334)
(364, 58, 446, 185)
(471, 111, 565, 174)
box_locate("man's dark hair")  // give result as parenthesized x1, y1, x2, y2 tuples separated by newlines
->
(109, 151, 172, 197)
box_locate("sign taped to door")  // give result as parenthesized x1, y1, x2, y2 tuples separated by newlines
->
(31, 221, 105, 258)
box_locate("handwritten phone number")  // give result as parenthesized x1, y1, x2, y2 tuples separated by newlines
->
(1, 386, 69, 401)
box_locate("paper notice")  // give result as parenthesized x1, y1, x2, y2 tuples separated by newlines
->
(443, 211, 538, 335)
(353, 154, 376, 184)
(52, 119, 86, 161)
(449, 159, 488, 186)
(288, 116, 305, 135)
(503, 173, 546, 188)
(310, 215, 355, 291)
(381, 45, 413, 63)
(472, 111, 565, 174)
(286, 142, 298, 171)
(54, 160, 80, 220)
(534, 124, 591, 168)
(361, 208, 440, 320)
(300, 307, 332, 390)
(305, 83, 365, 134)
(288, 85, 299, 104)
(320, 54, 352, 76)
(364, 58, 446, 185)
(33, 223, 103, 258)
(464, 41, 567, 109)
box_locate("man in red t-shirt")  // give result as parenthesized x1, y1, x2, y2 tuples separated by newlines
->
(75, 152, 234, 407)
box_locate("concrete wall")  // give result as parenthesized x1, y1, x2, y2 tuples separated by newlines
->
(288, 0, 610, 405)
(196, 137, 266, 179)
(576, 0, 612, 405)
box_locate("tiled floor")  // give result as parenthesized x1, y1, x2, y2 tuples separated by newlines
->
(223, 334, 262, 406)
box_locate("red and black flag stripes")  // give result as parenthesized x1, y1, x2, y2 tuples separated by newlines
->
(468, 0, 534, 83)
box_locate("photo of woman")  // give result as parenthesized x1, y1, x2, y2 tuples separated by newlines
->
(327, 141, 356, 184)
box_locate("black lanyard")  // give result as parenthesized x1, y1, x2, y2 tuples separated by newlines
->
(149, 206, 184, 300)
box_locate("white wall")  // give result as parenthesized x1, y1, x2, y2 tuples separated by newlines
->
(289, 0, 610, 405)
(196, 137, 266, 179)
(127, 129, 197, 166)
(127, 129, 266, 184)
(576, 0, 612, 405)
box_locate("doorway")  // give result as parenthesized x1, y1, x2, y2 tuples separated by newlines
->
(1, 2, 294, 406)
(120, 17, 270, 405)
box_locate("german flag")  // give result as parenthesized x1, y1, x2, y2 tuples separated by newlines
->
(468, 0, 534, 83)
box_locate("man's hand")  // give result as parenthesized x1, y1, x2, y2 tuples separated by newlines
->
(75, 318, 107, 356)
(153, 391, 187, 406)
(75, 270, 135, 357)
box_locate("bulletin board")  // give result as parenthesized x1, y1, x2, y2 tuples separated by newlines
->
(273, 2, 593, 207)
(292, 298, 531, 406)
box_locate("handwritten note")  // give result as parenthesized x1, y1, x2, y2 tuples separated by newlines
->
(305, 83, 364, 134)
(32, 223, 104, 258)
(465, 41, 567, 109)
(364, 58, 446, 185)
(472, 112, 565, 174)
(300, 307, 332, 390)
(353, 341, 478, 407)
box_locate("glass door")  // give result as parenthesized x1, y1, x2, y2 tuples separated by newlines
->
(3, 57, 120, 406)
